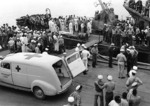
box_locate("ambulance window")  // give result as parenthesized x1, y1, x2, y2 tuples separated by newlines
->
(67, 53, 79, 64)
(2, 63, 10, 69)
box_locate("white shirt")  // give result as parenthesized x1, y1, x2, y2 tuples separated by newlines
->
(81, 50, 90, 60)
(109, 100, 120, 106)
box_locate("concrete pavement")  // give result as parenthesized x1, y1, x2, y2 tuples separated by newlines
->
(73, 62, 150, 106)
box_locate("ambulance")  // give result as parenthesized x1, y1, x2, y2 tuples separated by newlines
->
(0, 52, 85, 99)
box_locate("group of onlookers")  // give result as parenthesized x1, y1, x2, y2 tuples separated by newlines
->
(103, 19, 150, 48)
(126, 0, 150, 17)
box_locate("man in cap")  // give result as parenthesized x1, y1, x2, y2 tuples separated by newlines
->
(91, 44, 98, 68)
(94, 75, 104, 106)
(126, 70, 142, 91)
(70, 85, 83, 106)
(75, 43, 81, 53)
(63, 96, 75, 106)
(116, 48, 127, 78)
(108, 43, 115, 68)
(102, 75, 115, 106)
(81, 45, 90, 74)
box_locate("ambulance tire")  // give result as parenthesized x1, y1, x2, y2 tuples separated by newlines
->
(33, 86, 46, 100)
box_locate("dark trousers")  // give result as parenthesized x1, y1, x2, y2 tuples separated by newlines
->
(92, 54, 97, 68)
(105, 92, 113, 106)
(109, 56, 113, 68)
(94, 94, 104, 106)
(127, 62, 132, 76)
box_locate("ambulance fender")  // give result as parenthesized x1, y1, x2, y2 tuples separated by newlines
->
(31, 80, 57, 96)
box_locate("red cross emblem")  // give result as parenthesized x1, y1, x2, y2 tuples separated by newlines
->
(24, 54, 42, 59)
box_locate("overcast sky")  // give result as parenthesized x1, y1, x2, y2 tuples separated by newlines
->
(0, 0, 147, 26)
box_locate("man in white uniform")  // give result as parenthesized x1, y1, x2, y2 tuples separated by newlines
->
(81, 45, 90, 73)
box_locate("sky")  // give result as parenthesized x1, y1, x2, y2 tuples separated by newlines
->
(0, 0, 147, 26)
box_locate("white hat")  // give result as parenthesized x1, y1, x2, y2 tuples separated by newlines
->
(107, 75, 113, 81)
(83, 45, 87, 49)
(45, 48, 49, 51)
(133, 66, 138, 70)
(81, 44, 85, 47)
(76, 85, 82, 91)
(132, 82, 138, 87)
(120, 48, 125, 52)
(31, 40, 35, 43)
(68, 96, 74, 103)
(126, 48, 130, 51)
(37, 43, 41, 46)
(63, 52, 67, 55)
(94, 44, 98, 46)
(77, 43, 80, 47)
(111, 43, 114, 46)
(98, 75, 103, 79)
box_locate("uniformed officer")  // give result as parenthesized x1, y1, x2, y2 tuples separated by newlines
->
(81, 45, 90, 74)
(102, 75, 115, 106)
(91, 44, 98, 68)
(94, 75, 104, 106)
(108, 43, 115, 68)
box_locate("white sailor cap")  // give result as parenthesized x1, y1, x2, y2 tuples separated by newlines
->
(68, 96, 74, 103)
(45, 48, 49, 51)
(76, 85, 82, 91)
(81, 44, 85, 47)
(94, 44, 98, 46)
(133, 66, 138, 70)
(63, 52, 67, 55)
(120, 48, 125, 52)
(37, 43, 41, 46)
(31, 40, 35, 43)
(132, 82, 138, 87)
(107, 75, 113, 81)
(77, 43, 80, 47)
(98, 75, 103, 79)
(111, 43, 114, 46)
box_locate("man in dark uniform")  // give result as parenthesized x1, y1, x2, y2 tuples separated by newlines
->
(126, 48, 132, 77)
(108, 43, 115, 68)
(91, 44, 99, 68)
(136, 0, 143, 13)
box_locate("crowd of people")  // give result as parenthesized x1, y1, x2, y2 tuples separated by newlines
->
(103, 19, 150, 48)
(0, 14, 93, 54)
(126, 0, 150, 17)
(64, 66, 142, 106)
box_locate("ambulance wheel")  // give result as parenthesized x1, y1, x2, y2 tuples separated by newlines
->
(33, 86, 46, 100)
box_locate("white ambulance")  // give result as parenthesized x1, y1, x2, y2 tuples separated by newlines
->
(0, 52, 85, 99)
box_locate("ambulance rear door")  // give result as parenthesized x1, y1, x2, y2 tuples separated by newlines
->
(65, 52, 86, 78)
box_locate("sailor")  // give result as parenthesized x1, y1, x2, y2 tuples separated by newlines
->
(42, 48, 49, 55)
(108, 43, 115, 68)
(94, 75, 104, 106)
(75, 43, 81, 53)
(102, 75, 115, 106)
(35, 43, 41, 53)
(91, 44, 98, 68)
(126, 70, 143, 91)
(81, 44, 90, 73)
(69, 21, 73, 35)
(116, 48, 127, 78)
(70, 85, 83, 106)
(63, 96, 75, 106)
